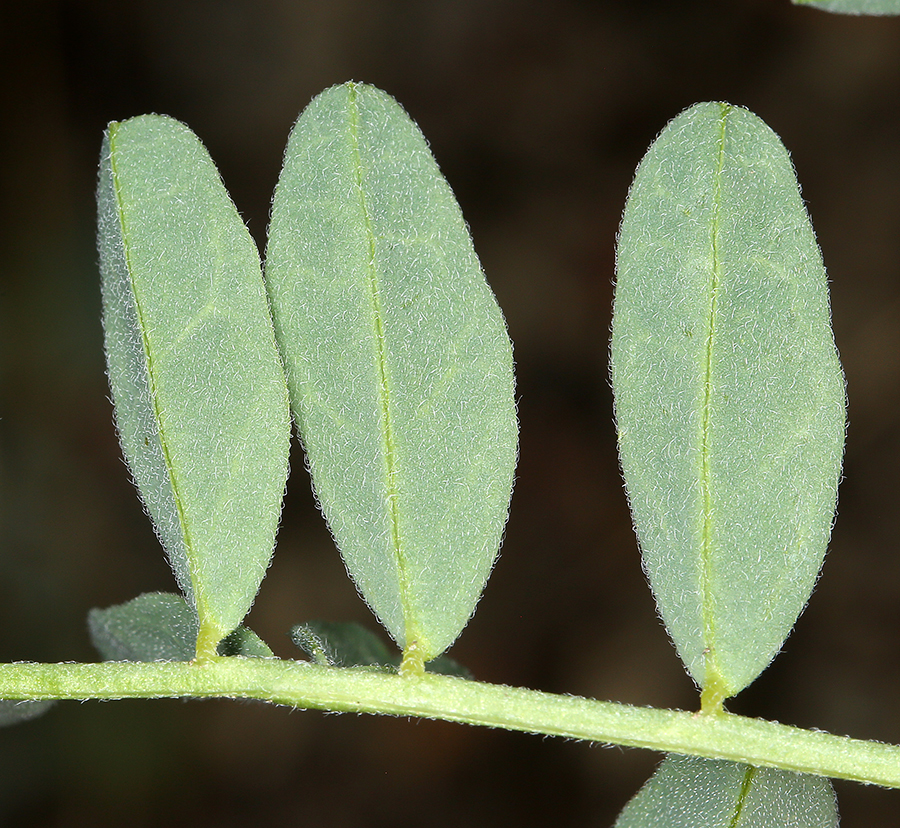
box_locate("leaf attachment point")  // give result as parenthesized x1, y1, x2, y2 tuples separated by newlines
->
(89, 593, 273, 662)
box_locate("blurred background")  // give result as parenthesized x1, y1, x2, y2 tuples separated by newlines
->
(2, 1, 900, 825)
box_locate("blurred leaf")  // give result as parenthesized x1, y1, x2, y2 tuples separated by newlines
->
(97, 115, 291, 657)
(266, 82, 518, 664)
(0, 700, 54, 727)
(290, 620, 472, 678)
(614, 754, 838, 827)
(423, 653, 473, 679)
(88, 592, 273, 661)
(793, 0, 900, 14)
(611, 103, 845, 705)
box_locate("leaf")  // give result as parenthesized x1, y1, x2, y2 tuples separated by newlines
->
(265, 83, 518, 666)
(217, 625, 274, 659)
(290, 621, 395, 668)
(614, 755, 838, 827)
(89, 593, 196, 661)
(88, 592, 273, 662)
(611, 103, 845, 706)
(793, 0, 900, 14)
(97, 115, 292, 659)
(0, 700, 54, 727)
(290, 620, 472, 677)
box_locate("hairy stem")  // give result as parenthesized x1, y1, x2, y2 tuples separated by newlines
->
(0, 659, 898, 788)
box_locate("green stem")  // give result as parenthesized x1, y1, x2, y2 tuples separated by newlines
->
(1, 659, 898, 788)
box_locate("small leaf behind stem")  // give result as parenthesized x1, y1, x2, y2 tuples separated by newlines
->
(88, 593, 273, 662)
(266, 83, 517, 662)
(611, 103, 845, 704)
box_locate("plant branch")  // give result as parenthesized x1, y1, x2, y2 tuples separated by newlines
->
(1, 658, 897, 788)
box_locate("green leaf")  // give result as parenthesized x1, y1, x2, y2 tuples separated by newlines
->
(89, 592, 197, 661)
(290, 621, 395, 668)
(0, 700, 54, 727)
(614, 755, 838, 827)
(611, 103, 845, 705)
(217, 625, 274, 659)
(793, 0, 900, 14)
(265, 83, 518, 666)
(88, 592, 273, 661)
(97, 115, 291, 659)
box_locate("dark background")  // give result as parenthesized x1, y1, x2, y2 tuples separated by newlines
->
(2, 1, 900, 825)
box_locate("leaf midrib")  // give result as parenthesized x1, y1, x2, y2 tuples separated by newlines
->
(727, 765, 757, 828)
(108, 127, 196, 599)
(699, 103, 731, 707)
(346, 86, 419, 650)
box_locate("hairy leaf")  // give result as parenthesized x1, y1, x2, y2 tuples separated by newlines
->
(611, 103, 845, 704)
(614, 755, 838, 827)
(291, 621, 395, 668)
(97, 116, 291, 657)
(266, 83, 517, 665)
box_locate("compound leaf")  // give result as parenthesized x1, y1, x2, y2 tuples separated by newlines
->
(97, 116, 291, 658)
(266, 83, 517, 667)
(614, 755, 838, 827)
(611, 103, 845, 705)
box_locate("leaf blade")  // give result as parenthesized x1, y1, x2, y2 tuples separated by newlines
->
(611, 103, 845, 700)
(265, 83, 517, 660)
(97, 116, 291, 653)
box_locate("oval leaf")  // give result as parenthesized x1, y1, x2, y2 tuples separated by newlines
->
(265, 83, 517, 665)
(611, 103, 845, 704)
(97, 116, 291, 658)
(614, 755, 838, 828)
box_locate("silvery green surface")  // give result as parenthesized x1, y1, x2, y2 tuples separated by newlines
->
(97, 116, 291, 649)
(88, 593, 273, 661)
(793, 0, 900, 13)
(0, 700, 54, 727)
(611, 103, 845, 700)
(217, 625, 274, 658)
(266, 83, 517, 660)
(89, 593, 198, 661)
(614, 755, 838, 827)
